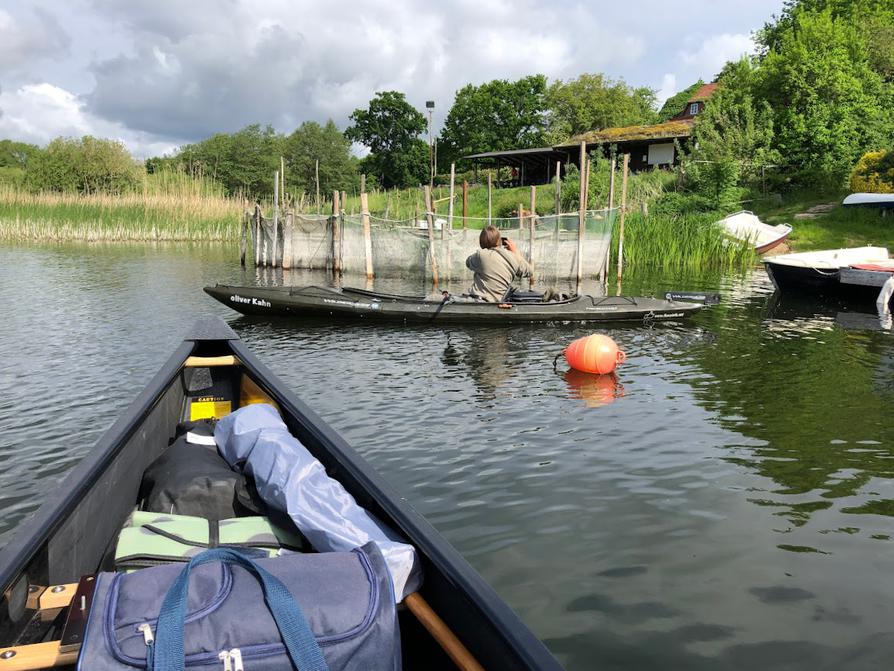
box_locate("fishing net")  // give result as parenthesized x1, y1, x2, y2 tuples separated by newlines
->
(250, 208, 617, 283)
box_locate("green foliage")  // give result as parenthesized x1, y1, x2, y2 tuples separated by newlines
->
(657, 80, 704, 122)
(0, 140, 40, 168)
(0, 167, 26, 189)
(439, 76, 548, 166)
(25, 136, 141, 195)
(850, 149, 894, 193)
(345, 91, 427, 189)
(560, 152, 676, 212)
(756, 8, 894, 187)
(174, 124, 282, 197)
(283, 120, 357, 197)
(544, 73, 656, 142)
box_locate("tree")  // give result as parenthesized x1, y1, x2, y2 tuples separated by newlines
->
(345, 91, 427, 189)
(691, 59, 779, 189)
(657, 80, 704, 122)
(755, 9, 894, 186)
(173, 124, 283, 196)
(438, 76, 549, 167)
(282, 120, 356, 197)
(25, 136, 140, 194)
(545, 74, 656, 141)
(850, 149, 894, 193)
(0, 140, 40, 169)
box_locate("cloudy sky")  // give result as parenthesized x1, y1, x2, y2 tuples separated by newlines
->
(0, 0, 784, 158)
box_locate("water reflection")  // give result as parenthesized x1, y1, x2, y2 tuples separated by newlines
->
(563, 369, 625, 408)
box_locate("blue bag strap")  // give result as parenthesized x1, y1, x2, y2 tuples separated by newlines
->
(152, 547, 330, 671)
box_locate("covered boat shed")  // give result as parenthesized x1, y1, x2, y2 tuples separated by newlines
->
(463, 146, 576, 186)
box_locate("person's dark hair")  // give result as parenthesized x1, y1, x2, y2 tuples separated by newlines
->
(479, 225, 501, 249)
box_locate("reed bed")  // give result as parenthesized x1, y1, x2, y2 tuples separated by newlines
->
(615, 212, 756, 269)
(0, 183, 244, 242)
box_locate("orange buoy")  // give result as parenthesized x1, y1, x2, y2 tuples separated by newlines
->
(564, 334, 626, 374)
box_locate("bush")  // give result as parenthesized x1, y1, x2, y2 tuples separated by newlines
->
(25, 136, 141, 195)
(850, 150, 894, 193)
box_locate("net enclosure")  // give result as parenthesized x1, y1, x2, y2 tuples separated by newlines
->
(244, 208, 617, 284)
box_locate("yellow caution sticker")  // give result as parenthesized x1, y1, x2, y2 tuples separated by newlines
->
(189, 399, 232, 420)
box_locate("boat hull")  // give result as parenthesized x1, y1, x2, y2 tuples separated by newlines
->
(0, 317, 560, 670)
(204, 284, 702, 323)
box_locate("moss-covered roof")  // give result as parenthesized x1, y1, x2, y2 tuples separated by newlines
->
(560, 118, 694, 146)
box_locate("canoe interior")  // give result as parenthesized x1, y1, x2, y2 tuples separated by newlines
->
(0, 318, 558, 670)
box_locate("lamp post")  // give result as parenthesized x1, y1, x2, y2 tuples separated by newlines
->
(426, 100, 435, 191)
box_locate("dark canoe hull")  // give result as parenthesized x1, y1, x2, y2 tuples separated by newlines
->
(0, 317, 560, 670)
(204, 284, 703, 323)
(764, 260, 882, 302)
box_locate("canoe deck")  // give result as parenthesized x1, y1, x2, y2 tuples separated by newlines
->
(205, 284, 703, 323)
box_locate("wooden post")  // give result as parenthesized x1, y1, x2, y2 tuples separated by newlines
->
(462, 180, 469, 229)
(340, 190, 347, 269)
(332, 190, 340, 274)
(282, 210, 292, 270)
(240, 210, 248, 267)
(254, 203, 261, 267)
(315, 160, 321, 214)
(280, 156, 285, 207)
(487, 172, 493, 225)
(446, 163, 455, 280)
(608, 155, 616, 211)
(576, 141, 586, 285)
(424, 185, 440, 286)
(605, 156, 616, 280)
(361, 191, 373, 282)
(617, 154, 630, 285)
(272, 170, 279, 267)
(529, 184, 536, 288)
(518, 203, 524, 235)
(360, 173, 366, 194)
(554, 161, 561, 215)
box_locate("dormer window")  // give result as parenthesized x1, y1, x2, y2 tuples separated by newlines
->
(689, 103, 699, 115)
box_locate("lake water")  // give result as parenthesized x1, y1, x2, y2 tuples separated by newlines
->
(2, 242, 894, 670)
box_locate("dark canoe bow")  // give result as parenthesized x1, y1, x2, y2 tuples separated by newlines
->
(0, 317, 561, 670)
(204, 284, 703, 323)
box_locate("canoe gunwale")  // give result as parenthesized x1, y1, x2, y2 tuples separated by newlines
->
(0, 341, 194, 624)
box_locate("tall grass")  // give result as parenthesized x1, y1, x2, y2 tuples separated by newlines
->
(0, 170, 244, 242)
(615, 212, 756, 269)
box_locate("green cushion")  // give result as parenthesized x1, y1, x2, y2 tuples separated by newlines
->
(115, 511, 306, 571)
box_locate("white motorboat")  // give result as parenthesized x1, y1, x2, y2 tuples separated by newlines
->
(717, 211, 792, 254)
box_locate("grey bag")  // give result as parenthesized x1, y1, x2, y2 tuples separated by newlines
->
(77, 543, 400, 670)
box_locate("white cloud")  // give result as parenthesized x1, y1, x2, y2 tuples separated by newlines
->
(0, 83, 179, 158)
(679, 33, 755, 79)
(656, 73, 677, 106)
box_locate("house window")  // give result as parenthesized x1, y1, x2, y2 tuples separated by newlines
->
(689, 103, 699, 115)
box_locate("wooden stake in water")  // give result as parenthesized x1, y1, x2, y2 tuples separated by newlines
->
(529, 185, 536, 288)
(447, 163, 455, 281)
(282, 210, 292, 270)
(554, 161, 561, 240)
(424, 185, 440, 286)
(254, 202, 261, 267)
(576, 141, 586, 286)
(315, 160, 321, 215)
(332, 190, 341, 274)
(272, 170, 279, 268)
(617, 154, 630, 287)
(462, 180, 469, 230)
(361, 191, 373, 282)
(340, 190, 347, 270)
(240, 210, 248, 267)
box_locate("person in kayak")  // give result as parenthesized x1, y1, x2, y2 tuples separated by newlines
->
(465, 225, 533, 302)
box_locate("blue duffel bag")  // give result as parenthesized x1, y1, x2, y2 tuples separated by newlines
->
(77, 544, 400, 670)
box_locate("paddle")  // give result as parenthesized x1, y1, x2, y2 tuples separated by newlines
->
(664, 291, 721, 305)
